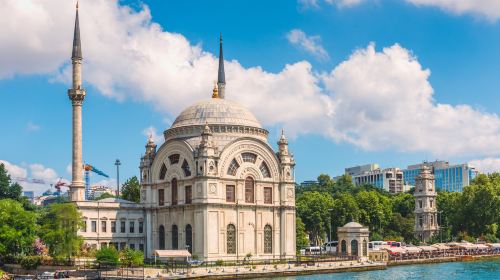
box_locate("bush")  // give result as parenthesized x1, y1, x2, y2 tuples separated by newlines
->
(20, 256, 41, 270)
(215, 259, 224, 266)
(120, 248, 144, 267)
(95, 247, 120, 267)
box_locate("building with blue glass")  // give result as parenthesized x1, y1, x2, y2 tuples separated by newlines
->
(403, 161, 478, 192)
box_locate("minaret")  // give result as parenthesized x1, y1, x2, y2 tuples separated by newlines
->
(413, 166, 439, 242)
(217, 34, 226, 99)
(68, 2, 86, 202)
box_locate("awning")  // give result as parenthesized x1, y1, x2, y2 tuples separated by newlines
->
(431, 244, 451, 250)
(405, 247, 422, 253)
(417, 246, 437, 252)
(154, 250, 191, 258)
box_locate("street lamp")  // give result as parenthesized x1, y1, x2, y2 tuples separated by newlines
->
(115, 159, 121, 197)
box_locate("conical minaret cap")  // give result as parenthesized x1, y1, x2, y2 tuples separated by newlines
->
(72, 2, 83, 59)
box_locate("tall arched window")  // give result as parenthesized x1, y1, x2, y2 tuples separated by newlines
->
(172, 225, 178, 249)
(159, 163, 167, 180)
(341, 240, 347, 254)
(227, 159, 239, 176)
(227, 224, 236, 254)
(185, 224, 192, 253)
(264, 225, 272, 253)
(171, 178, 178, 205)
(259, 162, 271, 178)
(363, 240, 368, 256)
(182, 160, 191, 177)
(351, 239, 358, 256)
(158, 225, 165, 249)
(245, 177, 254, 203)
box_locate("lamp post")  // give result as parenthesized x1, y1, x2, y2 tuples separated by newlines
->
(115, 159, 121, 197)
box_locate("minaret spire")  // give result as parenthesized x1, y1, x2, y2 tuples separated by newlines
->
(217, 33, 226, 99)
(68, 1, 86, 201)
(72, 1, 82, 60)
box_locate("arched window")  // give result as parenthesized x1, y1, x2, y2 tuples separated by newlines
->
(158, 225, 165, 249)
(341, 240, 347, 254)
(185, 224, 192, 253)
(351, 239, 358, 256)
(227, 224, 236, 254)
(245, 177, 254, 203)
(171, 178, 178, 205)
(159, 163, 167, 180)
(264, 225, 272, 253)
(182, 160, 191, 177)
(172, 225, 178, 249)
(260, 162, 271, 178)
(169, 154, 180, 165)
(241, 152, 257, 163)
(227, 159, 239, 176)
(363, 240, 368, 256)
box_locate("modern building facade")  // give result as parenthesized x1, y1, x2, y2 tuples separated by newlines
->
(139, 36, 296, 261)
(403, 160, 478, 192)
(345, 164, 406, 193)
(413, 166, 439, 242)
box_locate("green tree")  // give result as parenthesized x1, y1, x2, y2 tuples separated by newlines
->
(386, 213, 415, 242)
(331, 174, 355, 194)
(0, 199, 37, 256)
(38, 203, 83, 259)
(95, 246, 120, 266)
(330, 193, 360, 239)
(120, 247, 144, 267)
(392, 193, 415, 218)
(296, 191, 334, 245)
(356, 191, 393, 235)
(317, 174, 334, 190)
(0, 163, 23, 201)
(296, 217, 309, 250)
(121, 176, 140, 203)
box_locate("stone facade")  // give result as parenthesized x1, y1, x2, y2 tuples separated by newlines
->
(337, 222, 370, 259)
(77, 198, 145, 250)
(413, 166, 439, 242)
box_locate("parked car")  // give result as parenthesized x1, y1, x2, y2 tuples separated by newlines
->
(304, 246, 323, 255)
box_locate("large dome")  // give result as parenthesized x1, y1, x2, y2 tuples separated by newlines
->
(171, 98, 262, 129)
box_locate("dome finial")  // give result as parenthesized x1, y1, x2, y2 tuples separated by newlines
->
(212, 81, 219, 98)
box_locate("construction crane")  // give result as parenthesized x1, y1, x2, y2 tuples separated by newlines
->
(84, 164, 110, 200)
(12, 177, 67, 196)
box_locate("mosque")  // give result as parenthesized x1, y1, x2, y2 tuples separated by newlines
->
(67, 4, 296, 260)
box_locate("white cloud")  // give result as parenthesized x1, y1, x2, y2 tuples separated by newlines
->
(0, 159, 28, 178)
(407, 0, 500, 21)
(287, 29, 329, 61)
(142, 126, 164, 145)
(322, 43, 500, 157)
(469, 158, 500, 174)
(299, 0, 365, 9)
(26, 121, 40, 132)
(1, 1, 500, 160)
(0, 160, 67, 195)
(300, 0, 500, 21)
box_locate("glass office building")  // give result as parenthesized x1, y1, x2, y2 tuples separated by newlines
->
(403, 161, 478, 192)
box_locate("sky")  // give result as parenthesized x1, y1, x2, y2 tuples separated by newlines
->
(1, 0, 500, 195)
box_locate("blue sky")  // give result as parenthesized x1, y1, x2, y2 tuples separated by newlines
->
(1, 0, 500, 194)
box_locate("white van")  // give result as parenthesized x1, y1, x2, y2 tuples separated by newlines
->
(304, 246, 323, 255)
(323, 241, 338, 253)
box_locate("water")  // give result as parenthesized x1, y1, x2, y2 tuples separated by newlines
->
(265, 260, 500, 280)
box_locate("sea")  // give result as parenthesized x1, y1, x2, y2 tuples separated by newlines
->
(265, 259, 500, 280)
